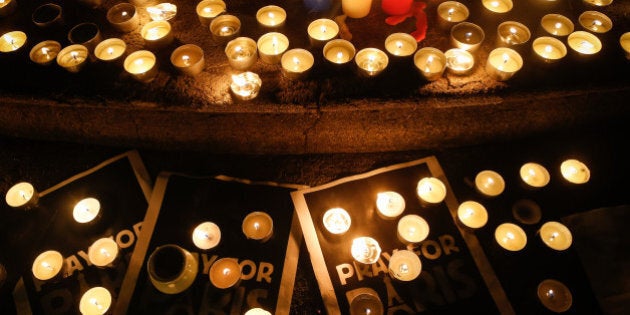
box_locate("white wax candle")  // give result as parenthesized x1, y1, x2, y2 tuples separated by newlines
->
(414, 47, 446, 81)
(351, 237, 381, 264)
(256, 5, 286, 28)
(257, 32, 289, 64)
(56, 44, 89, 73)
(397, 214, 430, 244)
(481, 0, 513, 13)
(323, 39, 355, 65)
(209, 258, 241, 289)
(225, 37, 258, 71)
(567, 31, 602, 55)
(388, 250, 421, 281)
(560, 159, 590, 184)
(30, 40, 62, 66)
(416, 177, 446, 204)
(106, 3, 139, 33)
(281, 48, 314, 80)
(532, 37, 567, 63)
(485, 47, 523, 81)
(376, 191, 405, 219)
(450, 22, 485, 52)
(94, 38, 126, 62)
(79, 287, 112, 315)
(124, 50, 158, 83)
(230, 72, 262, 101)
(192, 221, 221, 250)
(170, 44, 205, 76)
(141, 20, 173, 49)
(0, 31, 27, 53)
(146, 3, 177, 21)
(32, 250, 64, 281)
(322, 207, 352, 235)
(539, 221, 572, 251)
(520, 162, 550, 188)
(355, 48, 389, 77)
(384, 33, 417, 57)
(245, 308, 272, 315)
(578, 10, 612, 34)
(342, 0, 372, 19)
(242, 211, 273, 242)
(196, 0, 226, 26)
(537, 279, 573, 313)
(475, 170, 505, 197)
(457, 201, 488, 229)
(494, 223, 527, 251)
(88, 238, 119, 267)
(73, 198, 101, 223)
(5, 182, 37, 208)
(540, 14, 574, 37)
(308, 18, 339, 47)
(444, 48, 474, 75)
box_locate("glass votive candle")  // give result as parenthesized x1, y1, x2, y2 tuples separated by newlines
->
(560, 159, 590, 184)
(196, 0, 226, 27)
(192, 221, 221, 250)
(532, 36, 567, 63)
(256, 5, 286, 28)
(88, 238, 120, 267)
(0, 31, 27, 53)
(147, 244, 198, 294)
(242, 211, 274, 242)
(225, 37, 258, 71)
(210, 14, 241, 44)
(94, 38, 126, 63)
(29, 40, 61, 66)
(497, 21, 531, 48)
(540, 14, 574, 37)
(349, 290, 384, 315)
(355, 48, 388, 77)
(520, 162, 550, 188)
(56, 44, 89, 73)
(68, 22, 101, 54)
(397, 214, 430, 244)
(323, 39, 355, 66)
(444, 48, 474, 75)
(578, 11, 612, 34)
(124, 50, 159, 83)
(388, 250, 422, 281)
(230, 72, 262, 101)
(537, 279, 573, 313)
(351, 236, 381, 264)
(414, 47, 446, 81)
(583, 0, 613, 6)
(146, 2, 177, 21)
(620, 32, 630, 60)
(475, 170, 505, 197)
(457, 201, 488, 229)
(567, 31, 602, 56)
(107, 2, 139, 33)
(450, 22, 485, 52)
(79, 287, 112, 315)
(375, 191, 405, 219)
(32, 250, 65, 281)
(257, 32, 289, 64)
(281, 48, 314, 80)
(384, 32, 417, 58)
(485, 47, 523, 81)
(481, 0, 513, 13)
(416, 177, 447, 204)
(436, 1, 469, 29)
(307, 18, 339, 48)
(322, 207, 352, 235)
(141, 20, 173, 50)
(539, 221, 572, 251)
(170, 44, 205, 76)
(494, 223, 527, 251)
(5, 182, 38, 209)
(32, 3, 63, 28)
(209, 258, 241, 289)
(0, 0, 17, 17)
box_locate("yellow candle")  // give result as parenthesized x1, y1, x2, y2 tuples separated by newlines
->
(397, 214, 430, 244)
(31, 3, 63, 28)
(170, 44, 205, 76)
(210, 14, 241, 44)
(560, 158, 590, 184)
(323, 39, 355, 65)
(73, 197, 101, 224)
(230, 72, 262, 101)
(281, 48, 314, 80)
(578, 11, 612, 34)
(94, 38, 126, 62)
(56, 44, 89, 73)
(355, 48, 389, 77)
(539, 221, 572, 251)
(141, 20, 173, 49)
(540, 14, 574, 37)
(481, 0, 513, 13)
(308, 18, 339, 47)
(32, 250, 64, 281)
(444, 48, 474, 75)
(537, 279, 573, 313)
(322, 207, 352, 235)
(620, 32, 630, 60)
(147, 244, 198, 294)
(209, 258, 241, 289)
(124, 50, 159, 83)
(485, 47, 523, 81)
(519, 162, 550, 188)
(376, 191, 405, 219)
(532, 36, 567, 63)
(242, 211, 273, 242)
(450, 22, 485, 52)
(388, 250, 421, 281)
(567, 31, 602, 55)
(256, 5, 286, 28)
(0, 0, 17, 17)
(414, 47, 446, 81)
(256, 32, 289, 64)
(225, 37, 258, 71)
(342, 0, 372, 19)
(5, 182, 38, 208)
(494, 223, 527, 251)
(196, 0, 226, 27)
(88, 238, 119, 267)
(30, 40, 62, 66)
(457, 201, 488, 229)
(416, 177, 446, 204)
(384, 33, 417, 57)
(0, 31, 26, 53)
(351, 237, 381, 264)
(192, 221, 221, 250)
(475, 170, 505, 197)
(496, 21, 531, 47)
(106, 3, 139, 33)
(79, 287, 112, 315)
(436, 1, 469, 28)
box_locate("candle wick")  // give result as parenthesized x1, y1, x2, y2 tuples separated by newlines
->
(42, 262, 53, 270)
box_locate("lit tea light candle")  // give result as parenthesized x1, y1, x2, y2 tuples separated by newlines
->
(244, 308, 272, 315)
(537, 279, 573, 313)
(436, 1, 469, 29)
(257, 32, 289, 64)
(457, 201, 488, 229)
(520, 162, 550, 188)
(32, 250, 64, 281)
(481, 0, 513, 13)
(0, 31, 26, 53)
(620, 32, 630, 60)
(414, 47, 446, 81)
(210, 14, 241, 44)
(494, 223, 527, 251)
(281, 48, 314, 80)
(124, 50, 158, 83)
(582, 0, 613, 6)
(146, 3, 177, 21)
(307, 18, 339, 48)
(68, 23, 101, 54)
(30, 40, 61, 66)
(209, 258, 241, 289)
(256, 5, 286, 28)
(79, 287, 112, 315)
(0, 0, 17, 17)
(450, 22, 485, 52)
(106, 2, 139, 33)
(230, 71, 262, 101)
(475, 170, 505, 197)
(349, 291, 384, 315)
(384, 32, 417, 58)
(147, 244, 198, 294)
(225, 37, 258, 71)
(192, 221, 221, 250)
(397, 214, 430, 244)
(355, 48, 388, 77)
(560, 159, 590, 184)
(497, 21, 531, 48)
(578, 11, 612, 34)
(323, 39, 355, 66)
(532, 36, 567, 63)
(540, 14, 574, 37)
(73, 197, 101, 224)
(485, 47, 523, 81)
(57, 44, 89, 73)
(376, 191, 405, 219)
(388, 250, 421, 281)
(196, 0, 226, 27)
(351, 237, 381, 264)
(141, 20, 173, 49)
(445, 48, 474, 75)
(567, 31, 602, 55)
(88, 238, 119, 267)
(31, 3, 63, 28)
(539, 221, 572, 251)
(242, 211, 274, 242)
(416, 177, 446, 204)
(94, 38, 126, 63)
(322, 207, 352, 235)
(170, 44, 205, 76)
(5, 182, 38, 209)
(342, 0, 372, 19)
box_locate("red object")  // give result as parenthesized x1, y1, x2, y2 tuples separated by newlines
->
(381, 0, 413, 16)
(384, 1, 428, 42)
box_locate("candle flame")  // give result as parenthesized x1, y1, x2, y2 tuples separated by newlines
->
(546, 289, 555, 298)
(90, 298, 103, 309)
(71, 51, 78, 60)
(182, 54, 190, 65)
(491, 1, 500, 8)
(336, 51, 344, 62)
(254, 222, 260, 230)
(122, 11, 128, 17)
(320, 25, 327, 33)
(545, 45, 553, 53)
(222, 267, 231, 276)
(41, 47, 50, 56)
(100, 248, 110, 257)
(509, 27, 517, 35)
(204, 7, 212, 13)
(506, 232, 515, 240)
(42, 261, 53, 270)
(107, 47, 114, 55)
(396, 41, 403, 49)
(399, 263, 409, 274)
